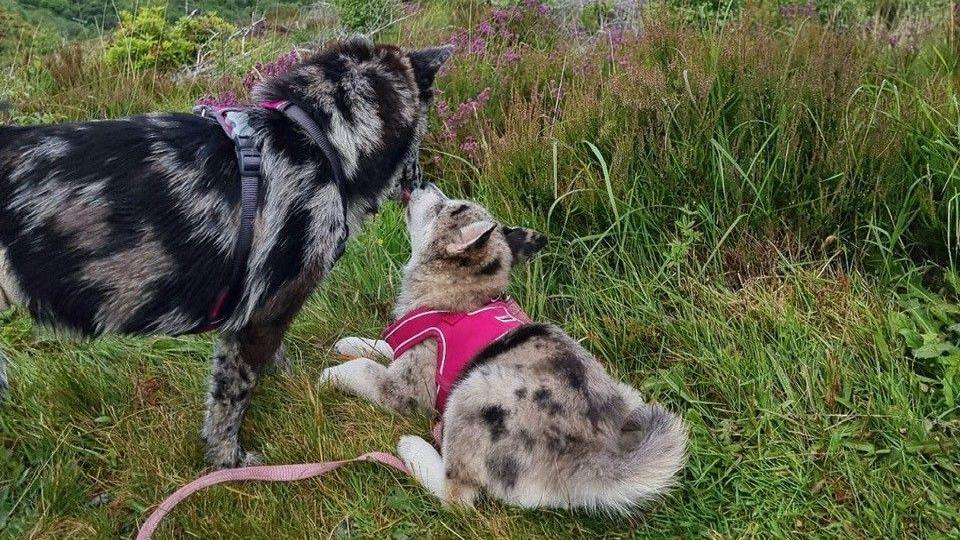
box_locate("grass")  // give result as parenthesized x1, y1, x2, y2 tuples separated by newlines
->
(2, 0, 960, 538)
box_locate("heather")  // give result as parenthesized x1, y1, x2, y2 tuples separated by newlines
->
(1, 1, 959, 538)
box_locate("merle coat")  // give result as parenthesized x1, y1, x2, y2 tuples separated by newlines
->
(0, 38, 451, 468)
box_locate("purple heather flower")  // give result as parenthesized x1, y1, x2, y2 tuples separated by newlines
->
(503, 47, 522, 64)
(196, 90, 243, 108)
(780, 1, 817, 18)
(888, 34, 899, 47)
(461, 137, 480, 156)
(478, 21, 494, 35)
(243, 49, 299, 90)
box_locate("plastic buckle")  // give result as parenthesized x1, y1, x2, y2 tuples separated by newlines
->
(236, 146, 261, 175)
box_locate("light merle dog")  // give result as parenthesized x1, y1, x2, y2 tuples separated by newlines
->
(323, 184, 688, 512)
(0, 37, 451, 468)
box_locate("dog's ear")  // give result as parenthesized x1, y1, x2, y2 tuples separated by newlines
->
(504, 227, 547, 264)
(446, 220, 497, 255)
(408, 45, 453, 94)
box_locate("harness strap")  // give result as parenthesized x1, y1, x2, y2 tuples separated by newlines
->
(261, 100, 350, 261)
(203, 109, 261, 329)
(194, 99, 350, 331)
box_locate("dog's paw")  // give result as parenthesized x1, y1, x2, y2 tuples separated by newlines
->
(205, 441, 264, 470)
(319, 366, 337, 386)
(396, 435, 433, 467)
(334, 337, 392, 360)
(239, 450, 263, 467)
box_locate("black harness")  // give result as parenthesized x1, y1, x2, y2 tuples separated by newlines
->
(193, 100, 348, 332)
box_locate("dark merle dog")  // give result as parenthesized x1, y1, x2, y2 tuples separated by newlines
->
(0, 37, 451, 468)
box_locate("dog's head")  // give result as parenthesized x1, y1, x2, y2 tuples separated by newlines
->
(254, 37, 451, 211)
(396, 183, 547, 314)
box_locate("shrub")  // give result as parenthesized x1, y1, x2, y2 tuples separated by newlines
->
(105, 7, 235, 71)
(330, 0, 399, 32)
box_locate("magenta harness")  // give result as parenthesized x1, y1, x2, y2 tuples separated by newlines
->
(382, 299, 530, 412)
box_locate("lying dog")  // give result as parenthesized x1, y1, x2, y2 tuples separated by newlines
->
(322, 183, 688, 512)
(0, 37, 450, 468)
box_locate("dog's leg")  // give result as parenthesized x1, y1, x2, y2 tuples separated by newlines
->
(397, 435, 448, 500)
(334, 336, 393, 360)
(202, 323, 284, 468)
(396, 435, 477, 505)
(319, 357, 387, 403)
(321, 347, 434, 413)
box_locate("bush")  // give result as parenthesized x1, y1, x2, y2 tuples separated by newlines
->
(330, 0, 399, 32)
(104, 7, 235, 71)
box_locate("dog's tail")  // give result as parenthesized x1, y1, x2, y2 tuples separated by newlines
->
(575, 402, 688, 513)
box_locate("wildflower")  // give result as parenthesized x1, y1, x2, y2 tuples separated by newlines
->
(780, 1, 817, 19)
(888, 35, 899, 47)
(469, 36, 487, 55)
(243, 49, 299, 91)
(461, 137, 480, 156)
(196, 90, 242, 108)
(503, 47, 522, 64)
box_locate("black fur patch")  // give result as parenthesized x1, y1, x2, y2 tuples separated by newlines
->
(485, 454, 520, 490)
(551, 354, 586, 391)
(450, 204, 469, 216)
(514, 387, 527, 400)
(480, 405, 509, 442)
(478, 257, 501, 275)
(532, 386, 563, 416)
(544, 426, 581, 455)
(517, 428, 536, 450)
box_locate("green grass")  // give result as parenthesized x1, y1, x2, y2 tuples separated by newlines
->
(2, 1, 960, 538)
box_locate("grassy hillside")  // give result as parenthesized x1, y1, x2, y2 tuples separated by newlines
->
(1, 1, 959, 538)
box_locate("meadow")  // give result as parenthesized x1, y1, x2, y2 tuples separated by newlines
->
(1, 0, 959, 537)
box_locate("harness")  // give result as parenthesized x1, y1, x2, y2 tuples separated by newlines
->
(192, 100, 348, 332)
(382, 299, 530, 412)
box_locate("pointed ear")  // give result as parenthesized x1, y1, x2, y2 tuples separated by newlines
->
(446, 220, 497, 255)
(408, 45, 453, 94)
(504, 227, 547, 264)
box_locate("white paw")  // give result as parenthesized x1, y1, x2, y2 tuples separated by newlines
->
(396, 435, 433, 467)
(319, 366, 338, 385)
(335, 337, 393, 360)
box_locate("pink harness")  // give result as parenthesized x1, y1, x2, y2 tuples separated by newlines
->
(383, 299, 530, 412)
(137, 300, 530, 539)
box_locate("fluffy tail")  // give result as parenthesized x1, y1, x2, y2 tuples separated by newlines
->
(576, 403, 688, 513)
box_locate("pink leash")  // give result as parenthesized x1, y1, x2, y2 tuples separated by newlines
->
(136, 451, 408, 540)
(137, 424, 442, 539)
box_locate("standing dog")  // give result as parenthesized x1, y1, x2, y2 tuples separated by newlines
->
(322, 184, 688, 512)
(0, 37, 450, 468)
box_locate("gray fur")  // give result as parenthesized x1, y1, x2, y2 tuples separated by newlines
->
(324, 184, 688, 513)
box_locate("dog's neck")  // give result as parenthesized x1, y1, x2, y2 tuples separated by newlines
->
(394, 261, 510, 318)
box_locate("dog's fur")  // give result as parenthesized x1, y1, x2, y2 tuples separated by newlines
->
(322, 184, 688, 513)
(0, 38, 451, 467)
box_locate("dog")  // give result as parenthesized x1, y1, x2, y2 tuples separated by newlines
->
(0, 37, 451, 468)
(321, 183, 688, 512)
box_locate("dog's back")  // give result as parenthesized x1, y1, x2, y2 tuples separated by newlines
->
(442, 323, 687, 512)
(0, 114, 241, 335)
